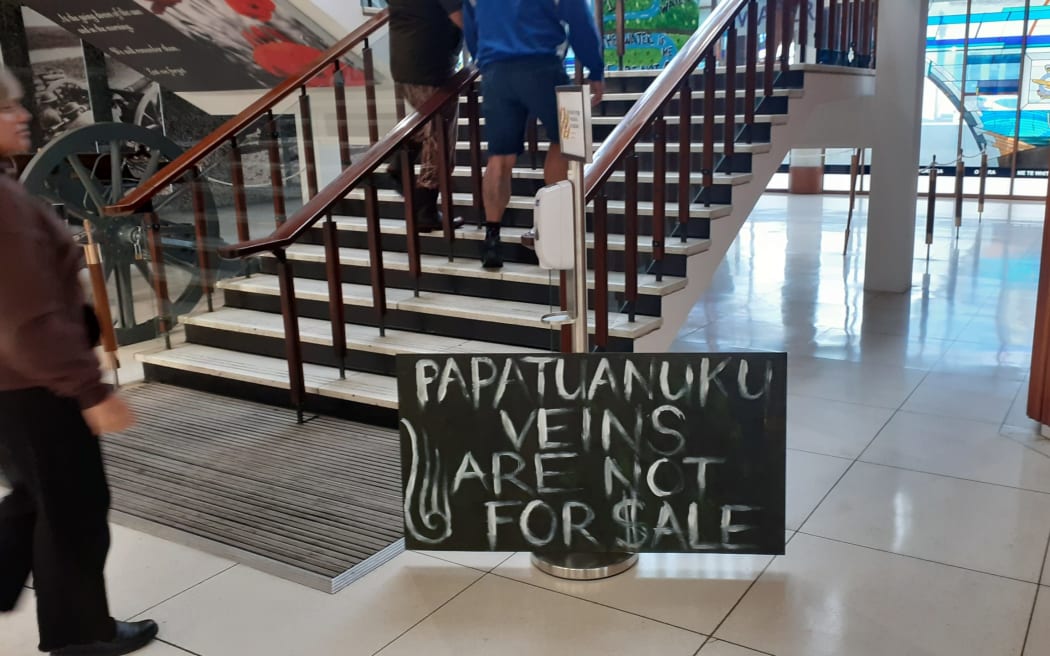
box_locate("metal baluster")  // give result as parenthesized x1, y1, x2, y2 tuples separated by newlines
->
(703, 49, 716, 205)
(724, 20, 738, 166)
(143, 207, 172, 349)
(334, 62, 352, 169)
(594, 192, 609, 350)
(364, 182, 387, 335)
(190, 167, 213, 312)
(816, 0, 828, 64)
(652, 109, 667, 282)
(299, 88, 319, 199)
(677, 78, 692, 241)
(266, 110, 286, 226)
(467, 84, 485, 227)
(275, 249, 306, 423)
(229, 137, 250, 243)
(364, 41, 379, 145)
(401, 145, 422, 295)
(624, 152, 639, 323)
(745, 0, 758, 140)
(323, 214, 347, 378)
(434, 111, 456, 260)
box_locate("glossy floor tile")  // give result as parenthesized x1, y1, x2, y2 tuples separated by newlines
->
(784, 450, 851, 530)
(861, 411, 1050, 493)
(492, 551, 773, 635)
(785, 393, 894, 459)
(374, 574, 706, 656)
(901, 370, 1023, 424)
(137, 553, 482, 656)
(803, 462, 1050, 582)
(697, 639, 770, 655)
(1026, 587, 1050, 656)
(105, 525, 234, 621)
(5, 195, 1045, 655)
(716, 533, 1036, 656)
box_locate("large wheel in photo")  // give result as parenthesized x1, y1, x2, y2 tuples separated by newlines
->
(20, 122, 223, 345)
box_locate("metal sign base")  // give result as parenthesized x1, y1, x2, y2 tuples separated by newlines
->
(531, 552, 639, 581)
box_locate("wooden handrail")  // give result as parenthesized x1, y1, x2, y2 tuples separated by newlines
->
(585, 0, 747, 199)
(219, 66, 480, 259)
(105, 9, 390, 217)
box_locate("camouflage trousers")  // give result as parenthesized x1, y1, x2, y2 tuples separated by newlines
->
(398, 83, 459, 190)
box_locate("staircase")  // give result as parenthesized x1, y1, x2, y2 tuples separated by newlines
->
(108, 1, 879, 426)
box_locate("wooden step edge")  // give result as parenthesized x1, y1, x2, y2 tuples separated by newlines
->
(183, 308, 546, 357)
(139, 346, 399, 409)
(215, 276, 662, 340)
(328, 217, 714, 256)
(452, 140, 773, 155)
(458, 87, 801, 102)
(344, 189, 735, 219)
(474, 167, 754, 186)
(276, 244, 689, 297)
(457, 114, 787, 127)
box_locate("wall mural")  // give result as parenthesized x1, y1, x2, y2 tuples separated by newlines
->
(24, 0, 362, 92)
(21, 7, 93, 144)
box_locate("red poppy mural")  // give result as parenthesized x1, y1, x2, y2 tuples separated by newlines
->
(226, 0, 275, 22)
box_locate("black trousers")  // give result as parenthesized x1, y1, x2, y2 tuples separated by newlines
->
(0, 388, 115, 652)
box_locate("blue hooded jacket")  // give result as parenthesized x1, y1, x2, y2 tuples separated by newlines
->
(463, 0, 605, 82)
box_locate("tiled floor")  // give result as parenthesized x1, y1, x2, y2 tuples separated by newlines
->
(3, 194, 1049, 655)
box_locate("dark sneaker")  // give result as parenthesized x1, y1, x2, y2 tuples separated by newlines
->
(481, 234, 503, 269)
(52, 620, 159, 655)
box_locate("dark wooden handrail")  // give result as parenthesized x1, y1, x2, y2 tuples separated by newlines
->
(585, 0, 747, 199)
(105, 9, 390, 216)
(219, 66, 480, 259)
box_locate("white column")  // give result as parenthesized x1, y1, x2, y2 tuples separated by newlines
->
(863, 0, 930, 292)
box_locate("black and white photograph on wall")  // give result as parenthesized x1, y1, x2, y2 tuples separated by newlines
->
(105, 55, 164, 131)
(28, 0, 360, 92)
(21, 7, 93, 144)
(131, 0, 360, 88)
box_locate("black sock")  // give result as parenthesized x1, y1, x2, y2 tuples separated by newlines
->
(485, 223, 501, 240)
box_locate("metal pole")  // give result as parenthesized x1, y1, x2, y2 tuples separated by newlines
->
(568, 160, 588, 353)
(532, 87, 637, 581)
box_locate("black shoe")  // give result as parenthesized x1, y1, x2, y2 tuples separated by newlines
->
(52, 620, 159, 655)
(481, 233, 503, 269)
(413, 188, 463, 233)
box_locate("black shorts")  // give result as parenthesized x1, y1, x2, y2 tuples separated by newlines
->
(481, 56, 570, 156)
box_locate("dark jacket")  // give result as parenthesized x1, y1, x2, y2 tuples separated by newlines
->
(389, 0, 464, 87)
(0, 177, 106, 409)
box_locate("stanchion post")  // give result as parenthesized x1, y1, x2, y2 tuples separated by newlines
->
(531, 85, 638, 581)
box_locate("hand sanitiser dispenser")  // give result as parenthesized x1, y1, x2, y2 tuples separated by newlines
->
(532, 180, 575, 270)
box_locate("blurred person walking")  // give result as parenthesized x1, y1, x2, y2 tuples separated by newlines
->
(0, 68, 157, 656)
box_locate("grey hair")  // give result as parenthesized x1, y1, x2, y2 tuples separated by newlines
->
(0, 69, 22, 104)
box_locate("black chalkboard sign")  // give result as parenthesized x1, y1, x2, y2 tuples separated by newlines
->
(397, 353, 786, 554)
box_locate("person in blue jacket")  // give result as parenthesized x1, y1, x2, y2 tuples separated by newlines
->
(464, 0, 605, 269)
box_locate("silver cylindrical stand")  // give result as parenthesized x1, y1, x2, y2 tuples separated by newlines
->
(531, 159, 638, 581)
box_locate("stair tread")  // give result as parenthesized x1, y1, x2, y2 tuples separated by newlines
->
(217, 275, 663, 340)
(328, 216, 713, 256)
(457, 114, 787, 126)
(459, 87, 802, 103)
(185, 307, 545, 356)
(278, 244, 688, 296)
(140, 345, 398, 408)
(456, 140, 772, 155)
(451, 167, 753, 186)
(346, 189, 734, 219)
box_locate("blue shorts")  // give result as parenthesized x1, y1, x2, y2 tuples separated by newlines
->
(481, 56, 570, 156)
